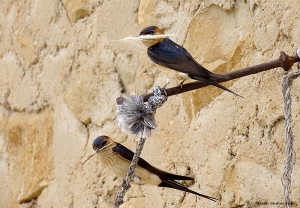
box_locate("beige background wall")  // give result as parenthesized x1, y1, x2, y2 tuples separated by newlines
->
(1, 0, 300, 207)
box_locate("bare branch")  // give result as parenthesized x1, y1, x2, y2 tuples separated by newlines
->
(116, 51, 299, 104)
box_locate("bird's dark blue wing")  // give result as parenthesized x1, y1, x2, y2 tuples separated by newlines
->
(112, 143, 194, 181)
(112, 143, 153, 169)
(112, 143, 217, 201)
(147, 38, 212, 78)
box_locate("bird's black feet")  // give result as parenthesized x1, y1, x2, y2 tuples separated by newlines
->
(179, 80, 186, 88)
(160, 80, 170, 96)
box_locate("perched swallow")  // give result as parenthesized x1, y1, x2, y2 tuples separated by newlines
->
(83, 135, 217, 202)
(139, 26, 241, 97)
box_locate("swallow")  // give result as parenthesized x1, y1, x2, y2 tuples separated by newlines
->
(82, 135, 217, 202)
(138, 26, 241, 97)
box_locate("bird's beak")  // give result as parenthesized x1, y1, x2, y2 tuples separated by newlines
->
(119, 34, 173, 42)
(82, 140, 113, 165)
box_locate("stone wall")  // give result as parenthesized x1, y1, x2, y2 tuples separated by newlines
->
(1, 0, 300, 207)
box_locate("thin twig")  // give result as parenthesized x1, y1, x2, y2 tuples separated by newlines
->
(113, 137, 146, 208)
(116, 51, 299, 104)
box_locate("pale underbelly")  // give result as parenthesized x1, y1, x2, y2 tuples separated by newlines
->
(98, 154, 162, 186)
(157, 65, 190, 80)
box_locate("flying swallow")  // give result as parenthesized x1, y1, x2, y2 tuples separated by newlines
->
(138, 26, 241, 97)
(82, 135, 217, 202)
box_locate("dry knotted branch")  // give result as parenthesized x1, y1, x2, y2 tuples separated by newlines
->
(116, 51, 300, 104)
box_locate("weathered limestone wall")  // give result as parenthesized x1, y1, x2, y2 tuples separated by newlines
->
(1, 0, 300, 207)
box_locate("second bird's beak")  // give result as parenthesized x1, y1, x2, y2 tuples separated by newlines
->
(82, 138, 113, 165)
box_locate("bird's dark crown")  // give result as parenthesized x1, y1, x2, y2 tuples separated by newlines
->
(139, 26, 164, 36)
(93, 135, 111, 152)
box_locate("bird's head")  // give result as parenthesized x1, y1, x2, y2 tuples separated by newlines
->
(82, 135, 115, 165)
(139, 26, 164, 36)
(139, 26, 165, 47)
(92, 135, 114, 153)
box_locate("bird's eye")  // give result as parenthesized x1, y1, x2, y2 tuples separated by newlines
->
(102, 140, 108, 146)
(92, 136, 108, 150)
(141, 31, 154, 35)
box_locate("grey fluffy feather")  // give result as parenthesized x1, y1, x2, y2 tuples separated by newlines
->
(117, 87, 167, 138)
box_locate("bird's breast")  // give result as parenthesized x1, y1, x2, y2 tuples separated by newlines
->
(156, 65, 189, 80)
(97, 150, 129, 179)
(97, 150, 162, 186)
(134, 166, 162, 186)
